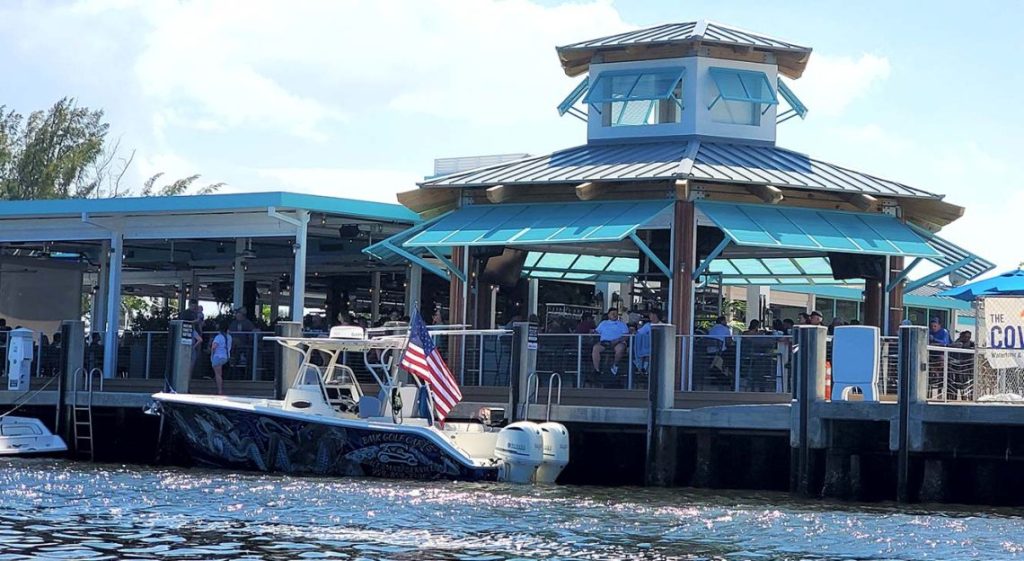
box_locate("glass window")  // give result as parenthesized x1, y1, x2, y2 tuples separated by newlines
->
(906, 307, 928, 326)
(835, 300, 859, 324)
(816, 297, 835, 324)
(929, 309, 950, 328)
(586, 68, 685, 128)
(708, 67, 777, 127)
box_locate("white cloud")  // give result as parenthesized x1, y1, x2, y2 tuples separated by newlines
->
(252, 167, 423, 203)
(794, 53, 891, 117)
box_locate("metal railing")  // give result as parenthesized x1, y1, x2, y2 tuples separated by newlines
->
(925, 345, 977, 401)
(682, 334, 793, 393)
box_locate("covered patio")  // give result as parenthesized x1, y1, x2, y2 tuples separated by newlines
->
(0, 192, 423, 380)
(369, 139, 994, 393)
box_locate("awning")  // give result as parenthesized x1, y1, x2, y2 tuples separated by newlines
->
(708, 257, 857, 285)
(523, 252, 640, 282)
(697, 201, 940, 258)
(403, 200, 673, 248)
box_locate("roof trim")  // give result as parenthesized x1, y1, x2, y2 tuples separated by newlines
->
(556, 20, 813, 79)
(0, 192, 420, 223)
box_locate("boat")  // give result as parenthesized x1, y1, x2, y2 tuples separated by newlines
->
(150, 326, 569, 483)
(0, 415, 68, 456)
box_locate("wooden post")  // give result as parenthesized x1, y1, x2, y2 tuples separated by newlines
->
(863, 278, 883, 328)
(888, 256, 906, 335)
(670, 200, 695, 391)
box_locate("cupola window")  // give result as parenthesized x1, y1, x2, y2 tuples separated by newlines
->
(584, 67, 685, 127)
(707, 67, 777, 126)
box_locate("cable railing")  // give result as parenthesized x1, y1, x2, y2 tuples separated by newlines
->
(681, 334, 793, 393)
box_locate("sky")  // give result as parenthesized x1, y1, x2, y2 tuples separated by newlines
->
(0, 0, 1020, 275)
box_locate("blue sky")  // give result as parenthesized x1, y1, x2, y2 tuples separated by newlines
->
(0, 0, 1019, 273)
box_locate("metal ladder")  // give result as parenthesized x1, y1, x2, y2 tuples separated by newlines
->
(523, 372, 563, 422)
(71, 368, 102, 461)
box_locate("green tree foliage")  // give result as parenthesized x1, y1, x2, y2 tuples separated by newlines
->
(0, 98, 108, 200)
(140, 172, 224, 197)
(0, 97, 224, 200)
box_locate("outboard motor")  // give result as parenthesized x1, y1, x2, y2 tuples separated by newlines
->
(494, 421, 543, 483)
(535, 422, 570, 484)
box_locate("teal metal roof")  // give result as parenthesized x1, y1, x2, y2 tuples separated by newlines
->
(403, 201, 672, 248)
(523, 252, 639, 282)
(698, 201, 939, 258)
(709, 257, 857, 286)
(557, 21, 810, 54)
(420, 140, 944, 200)
(777, 285, 972, 312)
(0, 192, 419, 223)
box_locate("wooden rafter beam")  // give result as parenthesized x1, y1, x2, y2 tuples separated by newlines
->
(575, 181, 607, 201)
(396, 187, 460, 214)
(745, 184, 784, 204)
(840, 193, 878, 212)
(674, 179, 690, 200)
(485, 184, 509, 204)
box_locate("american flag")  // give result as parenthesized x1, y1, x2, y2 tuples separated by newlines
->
(399, 310, 462, 422)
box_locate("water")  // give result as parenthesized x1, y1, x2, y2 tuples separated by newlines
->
(1, 460, 1023, 561)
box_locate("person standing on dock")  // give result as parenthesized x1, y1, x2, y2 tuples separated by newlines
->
(210, 320, 232, 395)
(591, 307, 629, 376)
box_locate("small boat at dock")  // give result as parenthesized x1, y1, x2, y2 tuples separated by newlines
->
(0, 416, 67, 456)
(150, 325, 569, 484)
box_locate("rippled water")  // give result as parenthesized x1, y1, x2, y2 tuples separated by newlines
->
(1, 460, 1023, 560)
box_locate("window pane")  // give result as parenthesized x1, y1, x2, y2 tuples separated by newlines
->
(816, 298, 835, 323)
(929, 309, 950, 328)
(906, 307, 928, 326)
(835, 300, 859, 324)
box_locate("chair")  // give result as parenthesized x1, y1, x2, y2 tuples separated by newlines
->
(831, 326, 880, 401)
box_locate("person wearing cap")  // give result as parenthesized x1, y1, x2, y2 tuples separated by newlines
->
(808, 310, 824, 326)
(929, 317, 953, 346)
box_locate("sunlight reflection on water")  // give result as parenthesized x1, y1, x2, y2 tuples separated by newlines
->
(0, 459, 1022, 560)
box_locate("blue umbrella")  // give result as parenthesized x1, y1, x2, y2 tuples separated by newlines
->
(938, 268, 1024, 301)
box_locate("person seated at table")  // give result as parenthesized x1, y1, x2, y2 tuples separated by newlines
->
(708, 315, 732, 351)
(743, 320, 762, 335)
(929, 317, 953, 346)
(591, 307, 630, 376)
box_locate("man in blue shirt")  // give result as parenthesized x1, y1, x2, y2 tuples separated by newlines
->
(929, 317, 953, 346)
(591, 307, 630, 376)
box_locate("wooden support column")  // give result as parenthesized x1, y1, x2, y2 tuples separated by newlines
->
(670, 200, 696, 336)
(448, 247, 466, 326)
(887, 256, 906, 335)
(447, 247, 467, 375)
(863, 279, 883, 329)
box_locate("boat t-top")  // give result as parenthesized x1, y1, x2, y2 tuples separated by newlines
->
(151, 323, 569, 484)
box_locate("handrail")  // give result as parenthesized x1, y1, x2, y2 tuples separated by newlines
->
(546, 372, 562, 422)
(523, 372, 540, 420)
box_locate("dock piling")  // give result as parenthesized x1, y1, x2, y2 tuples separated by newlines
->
(896, 325, 928, 502)
(792, 325, 827, 496)
(645, 323, 677, 486)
